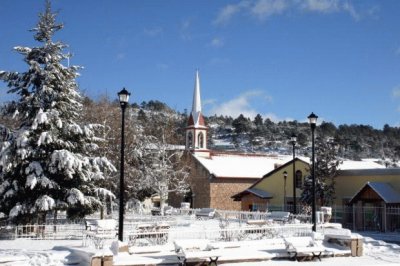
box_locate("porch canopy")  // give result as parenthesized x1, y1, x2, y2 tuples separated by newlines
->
(232, 188, 273, 201)
(349, 181, 400, 204)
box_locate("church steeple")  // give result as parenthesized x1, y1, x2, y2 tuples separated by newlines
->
(186, 70, 208, 156)
(188, 70, 206, 127)
(192, 70, 201, 115)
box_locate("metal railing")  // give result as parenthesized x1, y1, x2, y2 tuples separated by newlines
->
(5, 205, 400, 242)
(14, 223, 85, 240)
(128, 223, 313, 247)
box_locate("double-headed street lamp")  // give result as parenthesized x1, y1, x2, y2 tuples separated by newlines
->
(118, 88, 130, 241)
(290, 134, 297, 214)
(308, 112, 318, 232)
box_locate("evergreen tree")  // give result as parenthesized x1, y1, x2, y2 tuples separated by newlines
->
(300, 137, 341, 207)
(232, 114, 252, 134)
(0, 1, 115, 223)
(253, 114, 263, 127)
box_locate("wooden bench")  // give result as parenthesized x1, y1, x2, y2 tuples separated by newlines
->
(174, 239, 221, 266)
(267, 211, 290, 223)
(195, 208, 216, 219)
(128, 223, 170, 246)
(284, 236, 325, 261)
(84, 219, 118, 248)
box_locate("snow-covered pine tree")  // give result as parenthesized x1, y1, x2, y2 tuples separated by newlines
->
(300, 137, 342, 207)
(0, 1, 115, 223)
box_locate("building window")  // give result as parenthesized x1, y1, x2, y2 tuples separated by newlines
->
(187, 132, 193, 148)
(295, 170, 303, 188)
(198, 132, 204, 148)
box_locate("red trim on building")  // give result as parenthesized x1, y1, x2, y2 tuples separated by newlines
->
(187, 114, 194, 126)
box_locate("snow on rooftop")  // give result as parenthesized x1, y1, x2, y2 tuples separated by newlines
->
(194, 153, 293, 178)
(339, 159, 385, 170)
(212, 139, 234, 146)
(195, 152, 386, 178)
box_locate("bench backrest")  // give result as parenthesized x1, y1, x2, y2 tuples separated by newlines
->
(285, 237, 315, 248)
(196, 208, 215, 215)
(174, 239, 210, 252)
(268, 211, 290, 220)
(86, 219, 117, 231)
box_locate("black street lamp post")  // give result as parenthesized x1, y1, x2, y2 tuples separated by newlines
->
(118, 88, 130, 241)
(283, 171, 288, 211)
(290, 134, 297, 214)
(308, 112, 318, 232)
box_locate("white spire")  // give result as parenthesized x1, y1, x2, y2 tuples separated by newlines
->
(190, 70, 203, 127)
(192, 70, 201, 114)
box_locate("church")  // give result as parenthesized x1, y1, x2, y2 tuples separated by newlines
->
(177, 71, 297, 211)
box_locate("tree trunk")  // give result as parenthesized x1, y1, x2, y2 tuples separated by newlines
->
(160, 194, 166, 216)
(53, 209, 58, 233)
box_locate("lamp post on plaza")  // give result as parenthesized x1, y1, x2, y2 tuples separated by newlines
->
(283, 171, 288, 211)
(308, 112, 318, 232)
(118, 88, 130, 241)
(290, 133, 297, 214)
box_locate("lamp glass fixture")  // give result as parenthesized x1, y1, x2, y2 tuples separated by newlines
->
(118, 88, 131, 103)
(290, 134, 297, 143)
(308, 112, 318, 125)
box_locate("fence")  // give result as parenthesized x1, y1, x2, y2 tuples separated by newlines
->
(329, 205, 400, 232)
(4, 205, 400, 241)
(128, 223, 313, 247)
(13, 223, 85, 240)
(217, 209, 272, 223)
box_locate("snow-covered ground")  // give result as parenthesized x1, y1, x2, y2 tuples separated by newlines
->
(1, 217, 399, 266)
(1, 234, 400, 266)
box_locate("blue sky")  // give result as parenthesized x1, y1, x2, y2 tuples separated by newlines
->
(1, 0, 400, 129)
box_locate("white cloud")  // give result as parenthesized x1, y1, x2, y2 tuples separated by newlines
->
(214, 0, 363, 25)
(264, 112, 294, 122)
(207, 90, 273, 119)
(342, 1, 360, 21)
(213, 1, 250, 25)
(251, 0, 288, 20)
(300, 0, 340, 13)
(144, 27, 163, 37)
(203, 98, 217, 106)
(300, 0, 360, 20)
(209, 37, 224, 48)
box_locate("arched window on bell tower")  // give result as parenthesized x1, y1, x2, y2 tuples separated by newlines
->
(187, 131, 193, 149)
(198, 132, 204, 149)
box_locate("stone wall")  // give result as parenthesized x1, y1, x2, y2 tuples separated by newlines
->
(210, 178, 257, 210)
(170, 152, 260, 211)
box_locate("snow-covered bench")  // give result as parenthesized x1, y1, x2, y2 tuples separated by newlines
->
(84, 219, 118, 248)
(128, 223, 170, 246)
(267, 211, 290, 223)
(284, 236, 325, 261)
(195, 208, 216, 219)
(174, 239, 221, 266)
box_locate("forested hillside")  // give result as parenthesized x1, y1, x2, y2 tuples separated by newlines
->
(2, 98, 400, 168)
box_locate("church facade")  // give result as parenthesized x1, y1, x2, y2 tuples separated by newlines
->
(174, 71, 297, 210)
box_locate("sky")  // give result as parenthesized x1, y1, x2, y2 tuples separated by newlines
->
(1, 0, 400, 129)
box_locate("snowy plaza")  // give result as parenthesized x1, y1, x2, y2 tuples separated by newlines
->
(2, 1, 400, 266)
(1, 209, 400, 265)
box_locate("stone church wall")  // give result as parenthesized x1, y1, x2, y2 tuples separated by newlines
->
(210, 178, 257, 210)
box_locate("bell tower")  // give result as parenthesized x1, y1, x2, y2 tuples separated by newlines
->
(186, 70, 209, 157)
